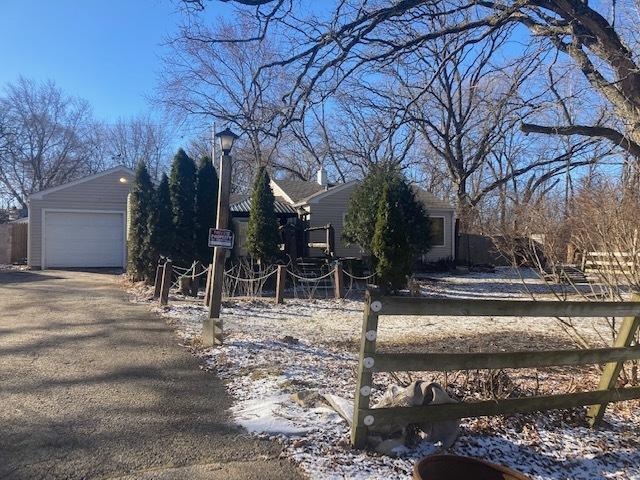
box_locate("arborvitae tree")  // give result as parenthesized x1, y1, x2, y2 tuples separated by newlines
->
(128, 162, 155, 282)
(147, 173, 174, 263)
(343, 163, 432, 257)
(169, 148, 197, 266)
(246, 166, 280, 263)
(372, 182, 413, 292)
(194, 156, 219, 264)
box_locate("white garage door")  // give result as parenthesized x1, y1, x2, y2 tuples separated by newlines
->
(44, 211, 125, 268)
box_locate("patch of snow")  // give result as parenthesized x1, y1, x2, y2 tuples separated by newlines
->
(0, 264, 28, 272)
(130, 268, 640, 480)
(232, 394, 313, 435)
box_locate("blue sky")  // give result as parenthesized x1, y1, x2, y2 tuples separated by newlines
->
(0, 0, 232, 121)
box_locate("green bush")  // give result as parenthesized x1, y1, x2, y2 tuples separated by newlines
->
(147, 173, 174, 262)
(168, 148, 197, 266)
(128, 162, 155, 282)
(372, 182, 413, 292)
(195, 156, 219, 265)
(344, 164, 432, 291)
(246, 166, 280, 263)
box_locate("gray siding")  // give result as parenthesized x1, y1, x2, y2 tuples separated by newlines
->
(307, 183, 455, 261)
(306, 183, 363, 258)
(422, 209, 456, 262)
(28, 169, 134, 268)
(0, 224, 10, 264)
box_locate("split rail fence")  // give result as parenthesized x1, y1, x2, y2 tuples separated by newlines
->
(351, 291, 640, 448)
(582, 251, 639, 276)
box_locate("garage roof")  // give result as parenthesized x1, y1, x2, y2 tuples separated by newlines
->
(29, 166, 135, 200)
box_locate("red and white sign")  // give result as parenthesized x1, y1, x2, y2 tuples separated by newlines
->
(208, 228, 234, 249)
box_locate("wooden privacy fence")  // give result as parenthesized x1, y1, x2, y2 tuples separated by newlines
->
(10, 222, 27, 263)
(351, 292, 640, 448)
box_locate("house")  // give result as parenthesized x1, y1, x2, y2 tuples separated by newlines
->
(25, 164, 453, 269)
(230, 170, 456, 262)
(229, 193, 300, 257)
(27, 166, 135, 269)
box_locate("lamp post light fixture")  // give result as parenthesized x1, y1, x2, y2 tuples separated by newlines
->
(214, 127, 239, 155)
(205, 126, 239, 346)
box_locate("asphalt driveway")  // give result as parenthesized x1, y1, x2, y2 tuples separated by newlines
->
(0, 270, 302, 480)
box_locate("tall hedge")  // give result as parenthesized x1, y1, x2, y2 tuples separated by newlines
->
(195, 156, 219, 264)
(168, 148, 197, 266)
(246, 166, 280, 263)
(128, 162, 155, 282)
(147, 173, 174, 262)
(343, 164, 432, 257)
(372, 182, 412, 292)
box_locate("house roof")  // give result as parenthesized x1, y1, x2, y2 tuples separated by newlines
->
(271, 179, 326, 203)
(413, 188, 455, 211)
(270, 176, 454, 211)
(29, 165, 135, 200)
(230, 195, 298, 215)
(299, 181, 358, 206)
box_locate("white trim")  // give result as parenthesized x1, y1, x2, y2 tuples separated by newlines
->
(30, 166, 135, 200)
(41, 208, 127, 270)
(27, 205, 32, 267)
(430, 216, 446, 247)
(269, 179, 295, 204)
(451, 213, 457, 258)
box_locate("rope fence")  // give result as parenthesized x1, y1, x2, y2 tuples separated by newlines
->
(155, 257, 375, 306)
(343, 271, 376, 281)
(286, 267, 336, 281)
(224, 268, 278, 283)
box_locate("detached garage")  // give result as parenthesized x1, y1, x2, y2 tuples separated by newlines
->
(28, 166, 134, 269)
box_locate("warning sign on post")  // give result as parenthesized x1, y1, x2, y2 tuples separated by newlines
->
(208, 228, 234, 249)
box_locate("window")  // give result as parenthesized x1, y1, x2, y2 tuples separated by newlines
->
(430, 217, 445, 246)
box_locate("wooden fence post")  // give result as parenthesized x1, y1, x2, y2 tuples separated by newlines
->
(351, 289, 380, 448)
(159, 260, 173, 306)
(191, 261, 202, 297)
(204, 264, 213, 307)
(334, 261, 344, 299)
(587, 293, 640, 427)
(153, 260, 163, 299)
(275, 265, 286, 304)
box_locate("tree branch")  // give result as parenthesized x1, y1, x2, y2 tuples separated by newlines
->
(521, 123, 640, 159)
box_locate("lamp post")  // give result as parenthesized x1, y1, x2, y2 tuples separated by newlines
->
(204, 126, 239, 347)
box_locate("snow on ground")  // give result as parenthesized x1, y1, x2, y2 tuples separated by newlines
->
(0, 264, 28, 272)
(130, 267, 640, 479)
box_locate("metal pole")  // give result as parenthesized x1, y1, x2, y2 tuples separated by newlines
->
(204, 152, 232, 346)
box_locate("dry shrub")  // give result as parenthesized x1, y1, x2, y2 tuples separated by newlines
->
(491, 177, 640, 384)
(570, 178, 640, 294)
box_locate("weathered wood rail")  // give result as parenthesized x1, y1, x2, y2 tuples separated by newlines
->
(351, 292, 640, 448)
(582, 251, 639, 276)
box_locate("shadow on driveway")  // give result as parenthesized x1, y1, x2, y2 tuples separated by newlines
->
(0, 270, 302, 480)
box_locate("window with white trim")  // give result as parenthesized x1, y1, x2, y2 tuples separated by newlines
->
(430, 216, 445, 246)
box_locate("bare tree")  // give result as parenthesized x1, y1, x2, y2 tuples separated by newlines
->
(270, 95, 417, 182)
(278, 104, 352, 182)
(101, 116, 173, 177)
(185, 1, 640, 163)
(0, 78, 96, 209)
(159, 13, 288, 174)
(388, 26, 542, 224)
